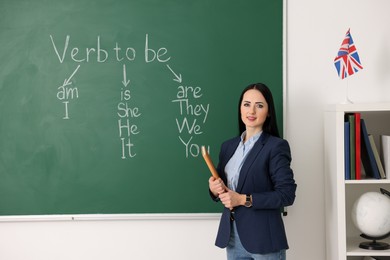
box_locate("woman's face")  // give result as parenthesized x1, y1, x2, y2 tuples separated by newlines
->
(240, 89, 269, 133)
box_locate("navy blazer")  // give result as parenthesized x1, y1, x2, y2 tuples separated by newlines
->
(213, 132, 296, 254)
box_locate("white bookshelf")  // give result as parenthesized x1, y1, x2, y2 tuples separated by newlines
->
(324, 103, 390, 260)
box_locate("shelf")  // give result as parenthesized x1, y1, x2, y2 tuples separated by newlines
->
(325, 103, 390, 259)
(347, 237, 390, 256)
(326, 103, 390, 112)
(345, 179, 390, 184)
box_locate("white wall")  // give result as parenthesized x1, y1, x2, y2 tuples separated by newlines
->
(285, 0, 390, 259)
(0, 215, 224, 260)
(2, 1, 390, 259)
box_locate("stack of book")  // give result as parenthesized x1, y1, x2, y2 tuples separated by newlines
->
(344, 112, 387, 180)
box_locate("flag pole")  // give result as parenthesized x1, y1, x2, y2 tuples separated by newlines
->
(342, 78, 353, 104)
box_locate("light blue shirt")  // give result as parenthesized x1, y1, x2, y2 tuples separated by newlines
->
(224, 131, 262, 191)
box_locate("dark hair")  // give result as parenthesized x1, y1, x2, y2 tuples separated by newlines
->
(238, 83, 280, 138)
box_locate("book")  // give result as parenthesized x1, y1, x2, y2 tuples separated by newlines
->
(346, 114, 356, 179)
(354, 112, 361, 180)
(368, 135, 386, 179)
(381, 135, 390, 179)
(344, 121, 351, 180)
(360, 119, 381, 179)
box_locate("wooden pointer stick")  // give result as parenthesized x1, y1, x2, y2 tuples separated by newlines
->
(201, 146, 234, 217)
(201, 146, 219, 179)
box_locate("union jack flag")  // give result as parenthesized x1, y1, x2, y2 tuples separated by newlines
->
(334, 29, 363, 79)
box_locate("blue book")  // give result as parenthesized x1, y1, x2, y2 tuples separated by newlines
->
(360, 119, 381, 179)
(344, 121, 351, 180)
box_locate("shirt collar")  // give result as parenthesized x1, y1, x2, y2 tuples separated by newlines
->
(240, 130, 262, 145)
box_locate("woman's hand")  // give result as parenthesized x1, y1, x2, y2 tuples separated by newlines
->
(209, 177, 245, 210)
(209, 177, 227, 197)
(219, 190, 246, 210)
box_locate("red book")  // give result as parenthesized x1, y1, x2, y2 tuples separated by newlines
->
(354, 113, 361, 180)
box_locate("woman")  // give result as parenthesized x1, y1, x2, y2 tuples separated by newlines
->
(209, 83, 296, 260)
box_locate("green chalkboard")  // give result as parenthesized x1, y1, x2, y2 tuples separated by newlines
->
(0, 0, 283, 215)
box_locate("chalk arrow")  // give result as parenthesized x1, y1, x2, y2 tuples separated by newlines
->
(166, 64, 182, 83)
(62, 65, 80, 87)
(122, 64, 130, 87)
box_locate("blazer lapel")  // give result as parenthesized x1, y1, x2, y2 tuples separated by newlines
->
(236, 132, 269, 193)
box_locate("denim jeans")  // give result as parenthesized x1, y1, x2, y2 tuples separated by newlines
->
(227, 222, 286, 260)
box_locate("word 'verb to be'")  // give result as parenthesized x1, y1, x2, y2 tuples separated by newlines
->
(49, 34, 171, 64)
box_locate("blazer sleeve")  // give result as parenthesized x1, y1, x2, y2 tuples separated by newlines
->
(252, 138, 296, 209)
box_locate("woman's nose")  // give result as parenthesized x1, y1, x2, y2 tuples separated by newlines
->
(249, 105, 256, 113)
